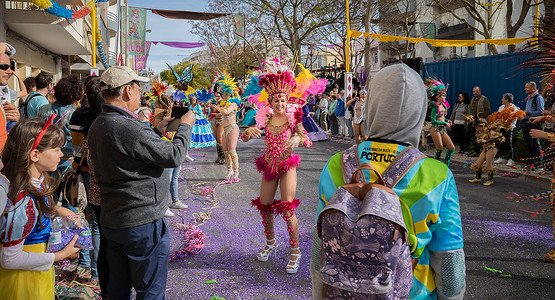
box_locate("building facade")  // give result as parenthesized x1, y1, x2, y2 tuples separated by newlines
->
(0, 0, 117, 93)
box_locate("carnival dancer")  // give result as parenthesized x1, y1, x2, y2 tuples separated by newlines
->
(0, 118, 82, 298)
(188, 92, 216, 149)
(301, 101, 328, 141)
(469, 108, 525, 186)
(242, 58, 320, 274)
(425, 78, 455, 166)
(211, 72, 241, 180)
(209, 92, 225, 164)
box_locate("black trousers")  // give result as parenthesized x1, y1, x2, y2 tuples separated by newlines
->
(451, 124, 467, 151)
(498, 128, 514, 160)
(522, 121, 542, 158)
(91, 204, 109, 299)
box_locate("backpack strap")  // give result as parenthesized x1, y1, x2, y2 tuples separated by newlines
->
(382, 146, 426, 188)
(20, 93, 40, 118)
(340, 145, 359, 184)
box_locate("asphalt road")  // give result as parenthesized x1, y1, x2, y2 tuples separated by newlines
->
(165, 135, 555, 300)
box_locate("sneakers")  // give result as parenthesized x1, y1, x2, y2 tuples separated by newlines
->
(506, 159, 515, 167)
(483, 180, 493, 186)
(494, 158, 507, 164)
(469, 178, 481, 183)
(164, 208, 175, 217)
(169, 200, 188, 209)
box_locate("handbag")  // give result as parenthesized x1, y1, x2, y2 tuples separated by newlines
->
(63, 155, 87, 212)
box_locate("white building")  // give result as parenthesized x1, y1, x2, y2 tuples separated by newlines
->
(0, 0, 117, 90)
(378, 0, 544, 64)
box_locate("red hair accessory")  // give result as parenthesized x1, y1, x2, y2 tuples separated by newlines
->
(31, 114, 56, 151)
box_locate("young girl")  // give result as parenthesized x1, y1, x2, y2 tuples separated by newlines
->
(469, 108, 524, 186)
(241, 59, 313, 274)
(211, 72, 241, 180)
(425, 78, 455, 166)
(0, 117, 82, 299)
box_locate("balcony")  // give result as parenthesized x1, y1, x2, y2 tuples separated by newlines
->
(437, 23, 473, 39)
(107, 11, 118, 37)
(5, 2, 91, 55)
(108, 51, 117, 66)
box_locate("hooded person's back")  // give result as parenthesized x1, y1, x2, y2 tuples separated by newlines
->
(364, 63, 427, 146)
(312, 64, 466, 300)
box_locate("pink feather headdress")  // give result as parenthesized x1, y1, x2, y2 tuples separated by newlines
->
(257, 58, 297, 97)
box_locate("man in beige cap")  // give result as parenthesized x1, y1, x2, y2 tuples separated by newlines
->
(88, 66, 195, 299)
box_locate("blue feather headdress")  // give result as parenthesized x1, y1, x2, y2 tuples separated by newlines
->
(195, 89, 215, 104)
(242, 76, 263, 99)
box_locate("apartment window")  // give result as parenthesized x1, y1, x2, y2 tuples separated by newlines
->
(373, 52, 378, 64)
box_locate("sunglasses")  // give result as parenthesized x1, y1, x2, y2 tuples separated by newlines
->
(0, 61, 15, 71)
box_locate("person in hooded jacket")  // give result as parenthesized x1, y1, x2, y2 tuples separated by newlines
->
(311, 64, 466, 300)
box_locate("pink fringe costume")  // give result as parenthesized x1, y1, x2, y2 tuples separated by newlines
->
(251, 107, 312, 181)
(243, 58, 322, 258)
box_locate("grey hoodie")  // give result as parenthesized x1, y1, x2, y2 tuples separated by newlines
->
(364, 64, 427, 147)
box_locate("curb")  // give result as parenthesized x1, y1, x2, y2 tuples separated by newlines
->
(424, 153, 552, 183)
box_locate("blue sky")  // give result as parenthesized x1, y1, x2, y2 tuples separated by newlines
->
(129, 0, 210, 75)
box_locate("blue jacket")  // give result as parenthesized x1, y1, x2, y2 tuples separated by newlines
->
(335, 99, 345, 117)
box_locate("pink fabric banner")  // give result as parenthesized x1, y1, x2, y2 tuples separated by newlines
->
(135, 41, 152, 70)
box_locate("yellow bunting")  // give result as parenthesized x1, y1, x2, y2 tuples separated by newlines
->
(348, 30, 531, 47)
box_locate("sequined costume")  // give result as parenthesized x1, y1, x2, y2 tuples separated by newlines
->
(251, 108, 312, 181)
(430, 101, 448, 135)
(243, 58, 325, 273)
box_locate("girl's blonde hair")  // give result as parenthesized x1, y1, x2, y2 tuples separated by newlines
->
(2, 118, 66, 219)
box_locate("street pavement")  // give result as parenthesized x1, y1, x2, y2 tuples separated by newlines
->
(164, 134, 555, 300)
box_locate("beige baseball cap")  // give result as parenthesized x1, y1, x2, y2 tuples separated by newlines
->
(100, 66, 149, 90)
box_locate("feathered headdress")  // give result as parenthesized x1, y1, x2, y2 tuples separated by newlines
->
(257, 58, 297, 97)
(242, 76, 263, 99)
(195, 89, 214, 104)
(172, 85, 196, 105)
(211, 71, 240, 98)
(424, 78, 446, 98)
(249, 58, 327, 109)
(151, 81, 168, 97)
(520, 18, 555, 89)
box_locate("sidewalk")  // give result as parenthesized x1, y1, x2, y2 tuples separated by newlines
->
(422, 147, 553, 182)
(325, 132, 552, 182)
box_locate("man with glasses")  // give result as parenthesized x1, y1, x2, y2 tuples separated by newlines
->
(88, 66, 195, 299)
(0, 42, 21, 150)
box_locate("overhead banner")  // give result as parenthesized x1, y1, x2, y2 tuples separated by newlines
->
(419, 23, 438, 53)
(233, 14, 245, 41)
(121, 6, 147, 55)
(151, 9, 229, 20)
(348, 30, 532, 47)
(134, 41, 152, 70)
